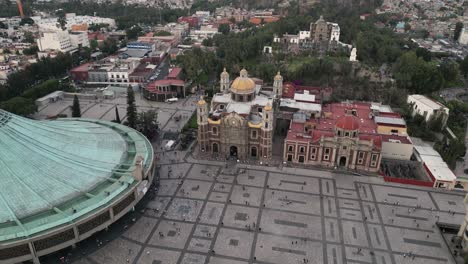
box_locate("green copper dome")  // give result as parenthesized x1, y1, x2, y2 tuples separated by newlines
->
(0, 110, 153, 242)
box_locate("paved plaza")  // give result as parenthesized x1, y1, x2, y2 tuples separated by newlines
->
(64, 155, 466, 264)
(33, 92, 198, 132)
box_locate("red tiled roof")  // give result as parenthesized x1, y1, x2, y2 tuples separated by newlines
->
(70, 63, 90, 73)
(167, 67, 182, 79)
(335, 115, 360, 130)
(381, 134, 412, 144)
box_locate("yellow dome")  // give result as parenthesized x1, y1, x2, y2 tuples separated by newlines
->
(264, 102, 272, 111)
(274, 71, 282, 81)
(231, 77, 256, 92)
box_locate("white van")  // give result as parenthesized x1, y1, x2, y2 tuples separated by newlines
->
(165, 140, 176, 150)
(165, 98, 178, 103)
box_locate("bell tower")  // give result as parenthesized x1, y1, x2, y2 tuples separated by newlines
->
(260, 101, 274, 160)
(220, 68, 230, 93)
(197, 96, 209, 152)
(273, 71, 283, 98)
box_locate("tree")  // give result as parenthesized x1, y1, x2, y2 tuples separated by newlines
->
(71, 95, 81, 117)
(0, 97, 36, 116)
(218, 24, 230, 35)
(460, 54, 468, 77)
(454, 22, 463, 41)
(126, 25, 143, 40)
(56, 10, 67, 30)
(415, 47, 431, 61)
(439, 60, 459, 85)
(23, 31, 35, 44)
(90, 39, 98, 50)
(114, 107, 121, 123)
(20, 17, 34, 25)
(126, 85, 137, 129)
(136, 110, 158, 139)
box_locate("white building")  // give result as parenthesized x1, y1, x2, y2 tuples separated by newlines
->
(459, 26, 468, 45)
(69, 31, 90, 48)
(190, 25, 219, 41)
(36, 30, 74, 52)
(407, 94, 449, 127)
(35, 13, 116, 31)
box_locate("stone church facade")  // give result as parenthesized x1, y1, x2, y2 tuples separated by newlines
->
(197, 68, 280, 161)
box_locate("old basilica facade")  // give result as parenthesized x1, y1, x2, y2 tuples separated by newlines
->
(197, 68, 281, 160)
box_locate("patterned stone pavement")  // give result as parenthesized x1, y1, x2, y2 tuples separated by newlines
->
(69, 158, 465, 264)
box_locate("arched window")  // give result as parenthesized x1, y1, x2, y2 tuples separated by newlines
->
(288, 145, 293, 152)
(212, 127, 218, 135)
(213, 143, 219, 153)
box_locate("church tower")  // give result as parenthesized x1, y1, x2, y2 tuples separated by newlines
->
(197, 96, 209, 152)
(220, 68, 230, 93)
(261, 101, 274, 160)
(273, 71, 283, 98)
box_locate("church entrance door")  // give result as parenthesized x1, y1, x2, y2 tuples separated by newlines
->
(230, 146, 238, 157)
(339, 156, 347, 167)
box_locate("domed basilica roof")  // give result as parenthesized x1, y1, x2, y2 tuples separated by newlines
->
(231, 69, 256, 93)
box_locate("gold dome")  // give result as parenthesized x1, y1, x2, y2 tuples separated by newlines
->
(274, 71, 282, 81)
(197, 96, 206, 106)
(231, 68, 255, 92)
(264, 102, 272, 111)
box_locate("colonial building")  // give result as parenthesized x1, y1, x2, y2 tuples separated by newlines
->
(273, 16, 351, 53)
(197, 68, 277, 160)
(283, 102, 413, 172)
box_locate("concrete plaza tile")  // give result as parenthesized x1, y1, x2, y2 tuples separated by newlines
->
(340, 208, 363, 221)
(338, 199, 360, 210)
(216, 174, 235, 184)
(199, 202, 225, 225)
(177, 179, 212, 199)
(165, 198, 204, 222)
(362, 202, 380, 223)
(157, 179, 180, 196)
(222, 205, 259, 229)
(230, 185, 263, 207)
(378, 204, 436, 230)
(344, 246, 373, 263)
(208, 257, 249, 264)
(260, 209, 322, 240)
(159, 163, 191, 179)
(385, 226, 452, 260)
(323, 196, 338, 217)
(209, 192, 229, 203)
(213, 183, 232, 193)
(135, 247, 181, 264)
(393, 254, 449, 264)
(373, 251, 392, 264)
(321, 179, 335, 196)
(188, 237, 212, 253)
(255, 233, 323, 264)
(188, 164, 220, 181)
(326, 244, 344, 264)
(88, 238, 141, 264)
(146, 196, 171, 218)
(372, 185, 435, 209)
(236, 170, 266, 187)
(324, 218, 341, 243)
(263, 189, 321, 215)
(268, 173, 320, 194)
(341, 221, 369, 247)
(430, 192, 465, 213)
(123, 216, 157, 243)
(367, 224, 389, 250)
(193, 224, 217, 238)
(180, 253, 206, 264)
(149, 220, 193, 249)
(213, 228, 254, 259)
(336, 188, 358, 199)
(356, 183, 373, 201)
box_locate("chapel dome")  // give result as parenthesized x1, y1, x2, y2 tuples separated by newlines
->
(231, 68, 256, 93)
(335, 115, 360, 130)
